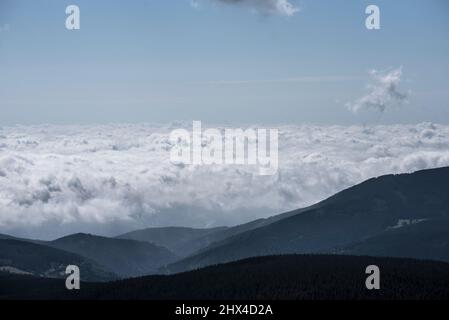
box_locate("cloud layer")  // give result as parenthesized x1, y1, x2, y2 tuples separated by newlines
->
(347, 68, 408, 113)
(1, 122, 449, 239)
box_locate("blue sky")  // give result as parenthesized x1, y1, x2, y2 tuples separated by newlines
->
(0, 0, 448, 125)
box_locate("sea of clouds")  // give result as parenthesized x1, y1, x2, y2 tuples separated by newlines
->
(1, 122, 449, 239)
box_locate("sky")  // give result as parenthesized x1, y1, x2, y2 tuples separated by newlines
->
(0, 0, 448, 126)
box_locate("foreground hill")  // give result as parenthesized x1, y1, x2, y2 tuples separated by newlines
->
(0, 239, 116, 281)
(1, 255, 449, 300)
(47, 234, 178, 278)
(166, 167, 449, 273)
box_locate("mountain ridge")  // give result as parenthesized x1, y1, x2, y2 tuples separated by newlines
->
(47, 233, 178, 278)
(165, 167, 449, 273)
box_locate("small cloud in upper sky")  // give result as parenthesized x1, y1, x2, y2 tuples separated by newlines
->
(195, 0, 300, 16)
(347, 67, 409, 114)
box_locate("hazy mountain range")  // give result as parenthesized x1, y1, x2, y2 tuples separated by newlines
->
(1, 166, 448, 298)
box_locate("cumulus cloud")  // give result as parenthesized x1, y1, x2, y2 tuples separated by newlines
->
(1, 122, 449, 239)
(347, 68, 408, 113)
(213, 0, 299, 16)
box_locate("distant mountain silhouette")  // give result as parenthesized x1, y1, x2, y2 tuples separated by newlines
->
(115, 209, 305, 258)
(47, 233, 178, 278)
(117, 226, 228, 257)
(0, 239, 116, 281)
(0, 234, 23, 241)
(2, 255, 449, 300)
(166, 167, 449, 273)
(184, 207, 307, 254)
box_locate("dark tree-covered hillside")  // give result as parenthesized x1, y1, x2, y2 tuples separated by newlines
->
(1, 255, 449, 300)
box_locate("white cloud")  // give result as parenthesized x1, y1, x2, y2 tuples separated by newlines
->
(213, 0, 299, 16)
(347, 68, 408, 113)
(1, 122, 449, 239)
